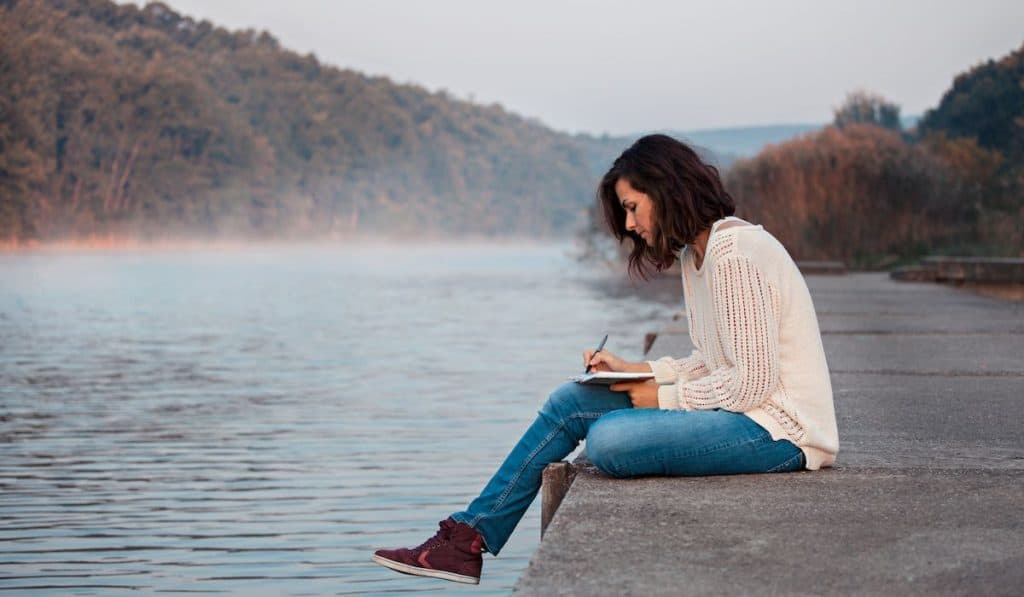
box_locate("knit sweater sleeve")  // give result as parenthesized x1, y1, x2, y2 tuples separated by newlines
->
(657, 255, 781, 412)
(646, 350, 710, 385)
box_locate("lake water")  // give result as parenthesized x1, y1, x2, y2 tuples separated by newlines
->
(0, 243, 678, 595)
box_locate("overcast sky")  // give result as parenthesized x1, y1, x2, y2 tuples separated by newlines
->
(160, 0, 1023, 136)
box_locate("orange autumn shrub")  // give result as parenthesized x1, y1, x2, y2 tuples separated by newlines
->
(726, 124, 966, 265)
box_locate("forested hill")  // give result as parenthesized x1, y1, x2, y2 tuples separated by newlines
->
(0, 0, 603, 243)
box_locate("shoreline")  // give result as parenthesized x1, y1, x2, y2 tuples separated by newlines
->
(0, 235, 577, 254)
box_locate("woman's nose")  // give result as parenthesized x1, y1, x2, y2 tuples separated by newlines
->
(624, 213, 635, 230)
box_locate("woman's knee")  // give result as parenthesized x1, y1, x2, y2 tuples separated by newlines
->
(585, 413, 636, 478)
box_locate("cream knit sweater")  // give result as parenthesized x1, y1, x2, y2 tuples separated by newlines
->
(646, 217, 839, 469)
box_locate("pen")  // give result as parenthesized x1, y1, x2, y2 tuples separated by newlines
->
(584, 334, 609, 373)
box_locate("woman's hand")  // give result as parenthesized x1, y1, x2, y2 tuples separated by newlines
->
(583, 349, 652, 373)
(583, 348, 620, 372)
(609, 379, 660, 408)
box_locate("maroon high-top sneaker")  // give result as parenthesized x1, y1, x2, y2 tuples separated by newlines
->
(372, 518, 484, 584)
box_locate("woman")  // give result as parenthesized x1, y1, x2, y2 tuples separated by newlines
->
(372, 134, 839, 585)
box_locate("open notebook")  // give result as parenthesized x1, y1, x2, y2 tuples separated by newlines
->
(569, 371, 655, 385)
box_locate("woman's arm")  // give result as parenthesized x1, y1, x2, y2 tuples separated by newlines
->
(658, 255, 781, 412)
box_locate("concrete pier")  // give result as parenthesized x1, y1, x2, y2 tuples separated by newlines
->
(516, 273, 1023, 595)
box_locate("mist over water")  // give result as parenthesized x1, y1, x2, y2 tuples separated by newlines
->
(0, 243, 677, 595)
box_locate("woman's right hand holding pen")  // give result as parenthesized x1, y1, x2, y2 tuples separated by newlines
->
(582, 349, 653, 373)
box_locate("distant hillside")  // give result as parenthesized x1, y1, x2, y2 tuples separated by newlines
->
(669, 116, 917, 162)
(572, 125, 817, 176)
(0, 0, 598, 242)
(576, 121, 901, 171)
(674, 124, 820, 160)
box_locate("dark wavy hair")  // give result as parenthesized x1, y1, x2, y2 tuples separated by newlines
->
(598, 134, 736, 279)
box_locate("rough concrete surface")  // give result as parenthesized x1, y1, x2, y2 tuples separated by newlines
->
(515, 274, 1023, 596)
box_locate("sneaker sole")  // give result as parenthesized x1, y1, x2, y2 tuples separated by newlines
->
(371, 553, 480, 585)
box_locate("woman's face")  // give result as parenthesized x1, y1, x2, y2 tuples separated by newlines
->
(614, 178, 656, 245)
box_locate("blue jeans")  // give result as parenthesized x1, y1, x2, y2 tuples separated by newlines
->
(450, 381, 804, 555)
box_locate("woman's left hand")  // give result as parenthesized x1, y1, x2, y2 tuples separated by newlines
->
(609, 379, 660, 408)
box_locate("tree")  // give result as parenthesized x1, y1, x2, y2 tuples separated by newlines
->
(833, 91, 902, 131)
(917, 43, 1024, 166)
